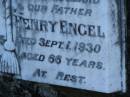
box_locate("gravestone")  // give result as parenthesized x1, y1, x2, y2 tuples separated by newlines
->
(0, 0, 126, 93)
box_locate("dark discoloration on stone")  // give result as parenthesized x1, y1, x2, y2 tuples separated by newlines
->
(0, 0, 128, 96)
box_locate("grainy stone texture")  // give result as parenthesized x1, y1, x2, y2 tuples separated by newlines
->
(0, 0, 129, 97)
(0, 73, 128, 97)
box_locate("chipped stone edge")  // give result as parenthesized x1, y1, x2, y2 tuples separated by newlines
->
(119, 0, 127, 93)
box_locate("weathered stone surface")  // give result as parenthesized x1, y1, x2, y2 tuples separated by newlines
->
(0, 0, 130, 97)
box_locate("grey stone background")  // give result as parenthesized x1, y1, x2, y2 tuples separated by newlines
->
(0, 0, 129, 97)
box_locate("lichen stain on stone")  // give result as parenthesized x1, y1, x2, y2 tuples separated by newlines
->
(108, 0, 121, 47)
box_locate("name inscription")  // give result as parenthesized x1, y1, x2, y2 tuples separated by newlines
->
(0, 0, 125, 93)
